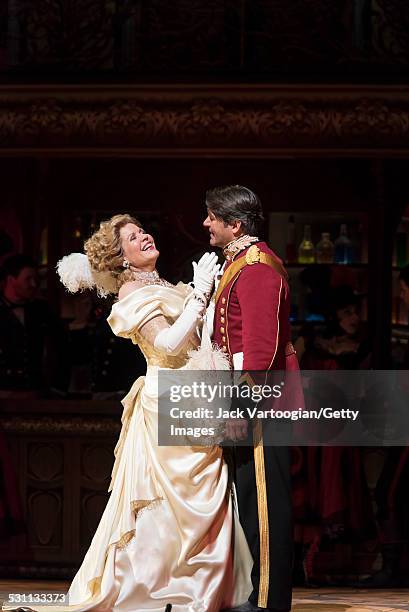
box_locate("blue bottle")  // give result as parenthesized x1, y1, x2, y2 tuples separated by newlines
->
(334, 224, 353, 264)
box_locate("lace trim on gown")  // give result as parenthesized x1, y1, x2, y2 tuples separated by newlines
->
(118, 497, 164, 549)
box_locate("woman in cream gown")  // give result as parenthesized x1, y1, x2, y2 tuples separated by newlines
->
(16, 214, 252, 612)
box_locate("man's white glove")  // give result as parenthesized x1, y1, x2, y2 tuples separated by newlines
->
(192, 252, 220, 299)
(205, 299, 215, 338)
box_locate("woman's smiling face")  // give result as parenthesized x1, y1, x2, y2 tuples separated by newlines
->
(119, 223, 159, 270)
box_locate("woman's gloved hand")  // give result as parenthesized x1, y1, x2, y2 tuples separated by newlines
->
(192, 252, 220, 299)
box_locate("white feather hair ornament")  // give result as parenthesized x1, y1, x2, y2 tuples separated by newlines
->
(56, 253, 117, 297)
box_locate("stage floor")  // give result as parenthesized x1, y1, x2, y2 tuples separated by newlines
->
(0, 581, 408, 611)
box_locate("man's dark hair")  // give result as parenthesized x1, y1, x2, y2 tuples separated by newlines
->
(399, 264, 409, 287)
(205, 185, 264, 235)
(2, 254, 37, 278)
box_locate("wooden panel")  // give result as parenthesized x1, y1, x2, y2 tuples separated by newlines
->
(0, 400, 119, 577)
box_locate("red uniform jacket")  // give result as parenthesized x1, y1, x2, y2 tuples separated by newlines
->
(213, 241, 297, 374)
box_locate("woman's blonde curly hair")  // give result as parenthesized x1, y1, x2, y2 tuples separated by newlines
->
(84, 213, 140, 292)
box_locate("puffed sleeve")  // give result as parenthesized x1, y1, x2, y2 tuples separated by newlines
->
(107, 283, 191, 341)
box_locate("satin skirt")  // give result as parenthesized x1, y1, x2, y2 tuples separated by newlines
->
(14, 366, 252, 612)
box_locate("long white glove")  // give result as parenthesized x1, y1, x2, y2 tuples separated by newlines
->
(154, 297, 203, 356)
(192, 252, 220, 298)
(154, 252, 220, 356)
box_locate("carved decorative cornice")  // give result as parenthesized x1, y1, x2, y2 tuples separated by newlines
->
(0, 84, 408, 156)
(1, 416, 120, 434)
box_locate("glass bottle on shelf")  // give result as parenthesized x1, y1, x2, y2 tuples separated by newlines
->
(334, 224, 353, 264)
(316, 232, 334, 264)
(285, 215, 297, 263)
(298, 225, 315, 264)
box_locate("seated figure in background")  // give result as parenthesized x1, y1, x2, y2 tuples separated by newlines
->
(296, 285, 371, 371)
(0, 254, 68, 393)
(66, 293, 144, 397)
(362, 264, 409, 587)
(292, 285, 374, 585)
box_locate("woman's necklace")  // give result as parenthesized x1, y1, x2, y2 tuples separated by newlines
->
(131, 269, 173, 288)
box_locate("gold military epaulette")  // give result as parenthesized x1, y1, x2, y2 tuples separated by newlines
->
(214, 245, 288, 304)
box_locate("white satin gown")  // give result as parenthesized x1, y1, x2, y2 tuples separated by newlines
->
(16, 283, 252, 612)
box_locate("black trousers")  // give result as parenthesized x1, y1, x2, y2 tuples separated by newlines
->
(234, 443, 293, 611)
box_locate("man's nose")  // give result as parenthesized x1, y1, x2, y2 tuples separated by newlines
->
(203, 217, 210, 227)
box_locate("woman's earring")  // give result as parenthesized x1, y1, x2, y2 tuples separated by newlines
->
(123, 260, 130, 269)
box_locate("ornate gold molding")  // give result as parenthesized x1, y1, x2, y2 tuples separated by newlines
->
(1, 416, 120, 434)
(0, 84, 408, 156)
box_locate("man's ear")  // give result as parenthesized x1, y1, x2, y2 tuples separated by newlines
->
(231, 219, 243, 236)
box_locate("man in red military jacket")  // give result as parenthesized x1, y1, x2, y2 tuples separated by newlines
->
(204, 185, 299, 612)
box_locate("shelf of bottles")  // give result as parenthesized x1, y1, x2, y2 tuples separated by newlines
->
(269, 212, 369, 325)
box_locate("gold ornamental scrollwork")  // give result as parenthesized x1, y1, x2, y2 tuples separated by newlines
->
(0, 85, 408, 154)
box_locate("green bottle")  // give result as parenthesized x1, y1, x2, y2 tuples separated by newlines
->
(298, 225, 315, 264)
